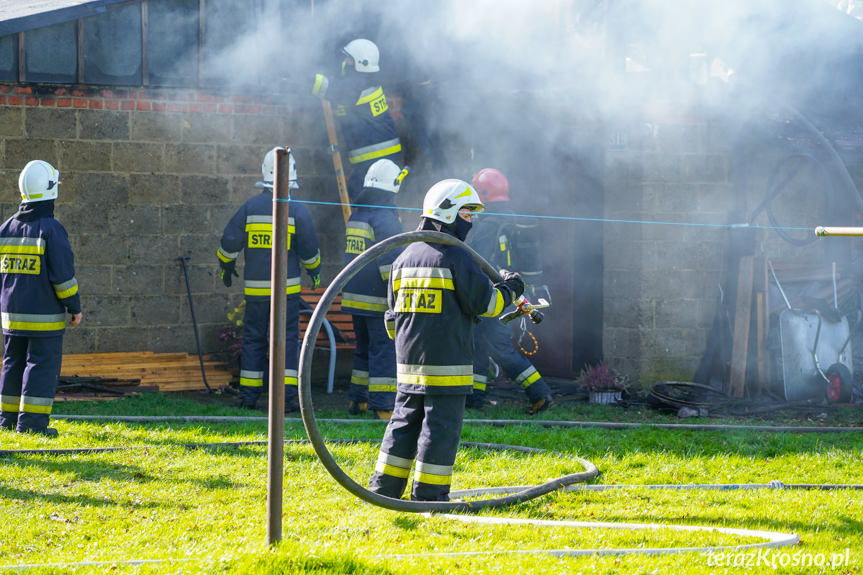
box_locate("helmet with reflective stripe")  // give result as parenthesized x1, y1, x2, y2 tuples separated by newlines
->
(19, 160, 60, 203)
(261, 147, 298, 189)
(422, 179, 484, 224)
(364, 159, 408, 193)
(343, 38, 380, 73)
(471, 168, 510, 202)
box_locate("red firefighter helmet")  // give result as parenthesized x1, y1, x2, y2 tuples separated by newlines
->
(471, 168, 510, 202)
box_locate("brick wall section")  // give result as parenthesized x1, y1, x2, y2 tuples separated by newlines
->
(0, 84, 347, 356)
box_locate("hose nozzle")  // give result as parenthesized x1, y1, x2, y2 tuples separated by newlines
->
(500, 296, 549, 325)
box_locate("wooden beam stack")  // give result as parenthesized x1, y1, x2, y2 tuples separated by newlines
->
(60, 351, 234, 392)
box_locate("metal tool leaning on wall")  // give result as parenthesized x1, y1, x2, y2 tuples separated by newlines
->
(297, 229, 594, 513)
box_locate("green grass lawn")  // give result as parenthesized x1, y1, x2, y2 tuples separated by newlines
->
(1, 394, 862, 574)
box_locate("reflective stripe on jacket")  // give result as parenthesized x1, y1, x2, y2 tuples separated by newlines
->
(0, 201, 80, 337)
(218, 191, 320, 301)
(384, 225, 507, 395)
(342, 188, 403, 316)
(312, 73, 401, 166)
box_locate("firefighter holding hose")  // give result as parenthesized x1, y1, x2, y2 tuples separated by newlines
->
(217, 148, 321, 412)
(368, 179, 524, 501)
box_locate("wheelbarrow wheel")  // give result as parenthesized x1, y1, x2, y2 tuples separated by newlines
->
(825, 363, 852, 403)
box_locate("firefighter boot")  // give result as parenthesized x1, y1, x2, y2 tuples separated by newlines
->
(20, 426, 59, 438)
(348, 401, 367, 415)
(465, 390, 485, 409)
(527, 394, 553, 416)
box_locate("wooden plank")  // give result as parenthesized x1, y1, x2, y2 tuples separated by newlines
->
(729, 255, 754, 398)
(756, 292, 766, 395)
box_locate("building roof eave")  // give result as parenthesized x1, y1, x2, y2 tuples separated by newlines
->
(0, 0, 133, 37)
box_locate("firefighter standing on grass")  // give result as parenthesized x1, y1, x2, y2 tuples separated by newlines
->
(0, 160, 82, 437)
(368, 179, 525, 501)
(342, 159, 409, 420)
(217, 147, 321, 411)
(312, 38, 403, 202)
(467, 168, 554, 415)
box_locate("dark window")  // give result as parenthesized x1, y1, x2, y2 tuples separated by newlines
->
(147, 0, 198, 87)
(201, 0, 258, 88)
(84, 3, 143, 85)
(0, 35, 17, 81)
(25, 21, 77, 83)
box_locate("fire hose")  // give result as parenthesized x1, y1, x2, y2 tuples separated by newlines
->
(0, 231, 812, 568)
(298, 230, 596, 513)
(293, 230, 803, 556)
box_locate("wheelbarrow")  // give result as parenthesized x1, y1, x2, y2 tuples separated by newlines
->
(770, 262, 854, 402)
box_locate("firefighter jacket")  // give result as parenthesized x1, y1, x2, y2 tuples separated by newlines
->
(0, 201, 80, 337)
(468, 200, 544, 286)
(384, 222, 509, 395)
(218, 191, 321, 301)
(312, 72, 402, 167)
(342, 188, 403, 316)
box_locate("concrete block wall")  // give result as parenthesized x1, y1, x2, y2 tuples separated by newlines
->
(0, 85, 347, 357)
(603, 98, 863, 386)
(603, 104, 733, 383)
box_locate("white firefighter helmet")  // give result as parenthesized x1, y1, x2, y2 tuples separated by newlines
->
(364, 159, 408, 193)
(422, 179, 484, 224)
(343, 38, 380, 73)
(19, 160, 60, 203)
(261, 147, 298, 189)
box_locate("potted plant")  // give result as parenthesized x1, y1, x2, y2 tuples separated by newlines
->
(219, 301, 245, 376)
(578, 362, 628, 405)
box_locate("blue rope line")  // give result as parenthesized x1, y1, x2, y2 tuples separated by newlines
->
(275, 197, 814, 233)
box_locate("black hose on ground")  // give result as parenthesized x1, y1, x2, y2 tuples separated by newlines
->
(297, 230, 598, 513)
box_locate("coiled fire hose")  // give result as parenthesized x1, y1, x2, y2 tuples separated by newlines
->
(297, 230, 598, 513)
(294, 230, 804, 556)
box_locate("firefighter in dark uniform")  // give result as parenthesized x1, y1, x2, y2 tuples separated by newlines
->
(467, 168, 554, 415)
(343, 159, 409, 420)
(217, 147, 321, 411)
(368, 179, 525, 501)
(0, 160, 82, 437)
(312, 38, 403, 202)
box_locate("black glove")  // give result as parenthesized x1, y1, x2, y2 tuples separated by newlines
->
(220, 260, 239, 287)
(496, 269, 525, 303)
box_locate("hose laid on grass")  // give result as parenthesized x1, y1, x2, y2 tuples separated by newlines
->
(292, 230, 805, 556)
(51, 414, 863, 433)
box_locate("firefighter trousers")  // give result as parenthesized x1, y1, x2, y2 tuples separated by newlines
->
(0, 334, 63, 433)
(348, 314, 396, 412)
(369, 392, 466, 501)
(238, 296, 300, 407)
(472, 314, 551, 405)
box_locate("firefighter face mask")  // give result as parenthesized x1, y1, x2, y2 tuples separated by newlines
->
(454, 209, 474, 241)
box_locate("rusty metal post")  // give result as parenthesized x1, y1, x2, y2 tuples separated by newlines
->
(267, 147, 290, 545)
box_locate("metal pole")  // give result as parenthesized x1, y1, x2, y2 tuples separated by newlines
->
(176, 255, 213, 393)
(815, 226, 863, 237)
(267, 147, 290, 545)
